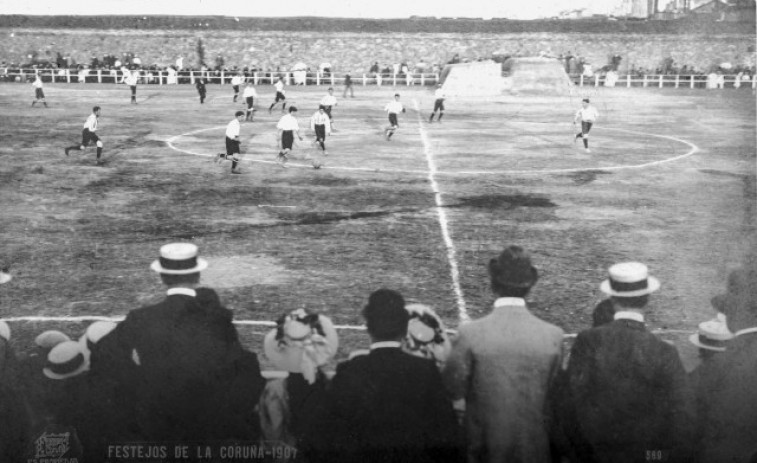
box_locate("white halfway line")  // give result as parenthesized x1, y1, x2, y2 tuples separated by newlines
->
(413, 99, 469, 323)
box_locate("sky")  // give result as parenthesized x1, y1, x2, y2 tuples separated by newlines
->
(0, 0, 621, 20)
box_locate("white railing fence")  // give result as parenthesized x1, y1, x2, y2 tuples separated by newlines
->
(3, 68, 755, 90)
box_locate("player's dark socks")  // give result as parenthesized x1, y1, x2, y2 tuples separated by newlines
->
(583, 139, 589, 149)
(282, 103, 287, 110)
(438, 113, 443, 121)
(232, 161, 238, 170)
(269, 104, 274, 112)
(387, 131, 394, 139)
(429, 114, 434, 122)
(32, 101, 36, 107)
(96, 148, 103, 158)
(43, 102, 48, 107)
(320, 141, 325, 150)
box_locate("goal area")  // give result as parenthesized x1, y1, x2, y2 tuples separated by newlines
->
(439, 61, 504, 97)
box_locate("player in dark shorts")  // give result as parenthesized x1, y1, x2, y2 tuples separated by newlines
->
(64, 106, 105, 164)
(269, 77, 287, 113)
(429, 84, 446, 122)
(215, 111, 246, 174)
(384, 94, 405, 140)
(31, 74, 48, 107)
(276, 106, 303, 166)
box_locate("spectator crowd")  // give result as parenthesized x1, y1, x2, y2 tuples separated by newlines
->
(1, 242, 755, 463)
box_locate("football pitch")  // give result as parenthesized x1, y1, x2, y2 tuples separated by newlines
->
(0, 82, 755, 369)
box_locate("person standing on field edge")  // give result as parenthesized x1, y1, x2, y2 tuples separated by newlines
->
(124, 70, 139, 104)
(574, 98, 598, 153)
(196, 78, 207, 104)
(31, 74, 48, 107)
(64, 106, 105, 165)
(343, 73, 354, 98)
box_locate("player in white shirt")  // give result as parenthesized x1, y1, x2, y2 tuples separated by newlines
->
(429, 84, 445, 123)
(64, 106, 105, 165)
(215, 111, 246, 174)
(242, 82, 258, 121)
(319, 87, 338, 131)
(125, 70, 139, 104)
(231, 73, 244, 103)
(276, 106, 303, 166)
(310, 107, 332, 153)
(269, 77, 287, 114)
(31, 74, 47, 107)
(574, 98, 599, 153)
(384, 94, 405, 140)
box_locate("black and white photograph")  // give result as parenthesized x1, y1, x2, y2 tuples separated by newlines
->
(0, 0, 755, 461)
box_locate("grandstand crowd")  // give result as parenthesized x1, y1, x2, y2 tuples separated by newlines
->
(0, 242, 755, 463)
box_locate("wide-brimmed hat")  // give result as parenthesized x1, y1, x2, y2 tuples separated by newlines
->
(489, 246, 538, 289)
(150, 243, 208, 275)
(43, 340, 90, 380)
(34, 330, 71, 349)
(403, 303, 451, 366)
(264, 309, 338, 384)
(600, 262, 660, 297)
(689, 313, 734, 352)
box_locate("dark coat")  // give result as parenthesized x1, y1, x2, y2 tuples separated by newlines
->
(92, 290, 265, 442)
(323, 347, 462, 463)
(565, 319, 694, 463)
(695, 333, 757, 462)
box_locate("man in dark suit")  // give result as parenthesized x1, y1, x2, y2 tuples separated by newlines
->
(564, 262, 694, 463)
(696, 259, 757, 462)
(324, 288, 462, 463)
(91, 243, 265, 443)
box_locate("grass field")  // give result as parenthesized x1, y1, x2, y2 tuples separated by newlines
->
(0, 82, 755, 370)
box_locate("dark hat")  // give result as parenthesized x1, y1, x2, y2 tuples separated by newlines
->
(582, 98, 590, 103)
(363, 289, 408, 340)
(489, 246, 538, 288)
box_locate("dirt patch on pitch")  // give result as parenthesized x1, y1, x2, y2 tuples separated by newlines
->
(201, 254, 293, 288)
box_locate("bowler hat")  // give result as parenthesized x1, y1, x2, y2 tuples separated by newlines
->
(600, 262, 660, 297)
(150, 243, 208, 275)
(489, 246, 538, 288)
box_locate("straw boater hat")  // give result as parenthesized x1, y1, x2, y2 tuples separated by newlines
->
(43, 340, 90, 380)
(600, 262, 660, 297)
(264, 308, 338, 384)
(689, 313, 734, 352)
(403, 303, 452, 366)
(34, 330, 71, 350)
(150, 243, 208, 274)
(79, 321, 118, 362)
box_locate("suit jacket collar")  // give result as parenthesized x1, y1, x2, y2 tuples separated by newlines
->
(166, 287, 196, 297)
(492, 297, 528, 317)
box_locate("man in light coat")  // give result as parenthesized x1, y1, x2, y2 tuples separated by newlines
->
(443, 245, 564, 463)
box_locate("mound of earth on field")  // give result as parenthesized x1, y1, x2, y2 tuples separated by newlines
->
(502, 57, 573, 95)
